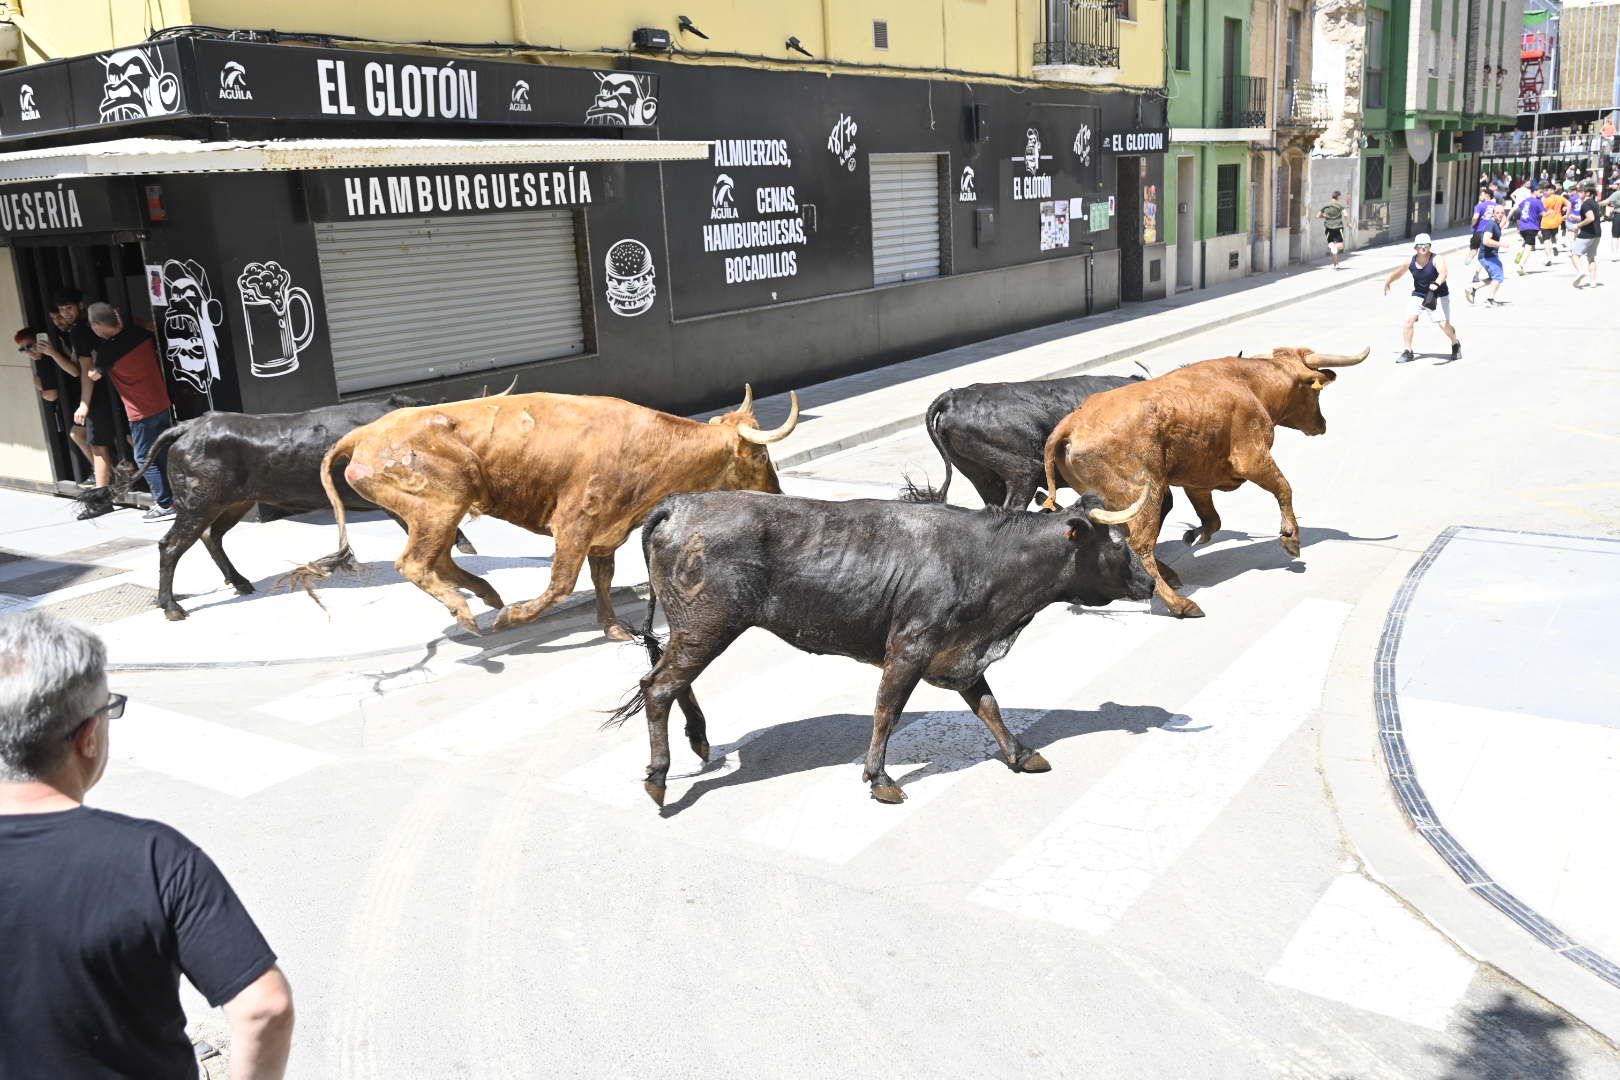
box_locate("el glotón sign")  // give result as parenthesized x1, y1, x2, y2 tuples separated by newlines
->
(0, 37, 660, 141)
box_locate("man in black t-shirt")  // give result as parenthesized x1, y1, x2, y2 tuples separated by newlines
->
(51, 287, 119, 490)
(1570, 179, 1602, 288)
(0, 612, 295, 1079)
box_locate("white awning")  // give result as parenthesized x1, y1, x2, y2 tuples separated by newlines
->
(0, 136, 712, 184)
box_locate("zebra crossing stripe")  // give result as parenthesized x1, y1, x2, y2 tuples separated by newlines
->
(111, 701, 335, 798)
(969, 598, 1352, 933)
(742, 609, 1166, 863)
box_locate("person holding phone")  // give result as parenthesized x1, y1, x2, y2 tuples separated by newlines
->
(17, 324, 98, 485)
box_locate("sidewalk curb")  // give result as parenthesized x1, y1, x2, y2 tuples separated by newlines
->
(774, 232, 1471, 470)
(1319, 539, 1620, 1049)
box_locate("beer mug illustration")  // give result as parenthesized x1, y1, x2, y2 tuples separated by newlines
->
(237, 261, 315, 378)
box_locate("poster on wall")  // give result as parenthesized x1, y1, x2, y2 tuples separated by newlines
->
(1039, 200, 1070, 252)
(1143, 184, 1158, 244)
(1090, 201, 1111, 232)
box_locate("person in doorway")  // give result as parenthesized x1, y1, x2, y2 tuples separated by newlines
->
(0, 611, 296, 1079)
(80, 303, 175, 522)
(18, 326, 96, 486)
(1467, 206, 1509, 306)
(1570, 181, 1602, 288)
(50, 289, 119, 497)
(1383, 233, 1461, 364)
(1316, 191, 1348, 269)
(1539, 183, 1569, 263)
(1514, 183, 1545, 275)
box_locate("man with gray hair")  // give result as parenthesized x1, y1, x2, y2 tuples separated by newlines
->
(0, 612, 294, 1078)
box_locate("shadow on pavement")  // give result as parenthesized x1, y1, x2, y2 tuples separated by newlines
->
(657, 700, 1187, 816)
(178, 554, 551, 615)
(1429, 990, 1575, 1080)
(1159, 524, 1399, 598)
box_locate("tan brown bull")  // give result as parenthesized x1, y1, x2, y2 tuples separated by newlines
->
(1041, 346, 1368, 618)
(295, 385, 798, 637)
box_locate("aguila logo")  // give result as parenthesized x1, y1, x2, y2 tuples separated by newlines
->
(959, 165, 977, 202)
(18, 84, 40, 121)
(509, 79, 532, 113)
(219, 60, 253, 102)
(710, 173, 737, 220)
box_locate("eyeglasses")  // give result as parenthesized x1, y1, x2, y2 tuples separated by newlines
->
(65, 692, 126, 742)
(1415, 245, 1432, 250)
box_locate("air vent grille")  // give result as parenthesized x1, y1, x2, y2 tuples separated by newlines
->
(873, 20, 889, 49)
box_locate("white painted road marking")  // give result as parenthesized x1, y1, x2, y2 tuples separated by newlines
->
(111, 701, 334, 798)
(969, 598, 1352, 933)
(743, 612, 1166, 863)
(1266, 873, 1476, 1031)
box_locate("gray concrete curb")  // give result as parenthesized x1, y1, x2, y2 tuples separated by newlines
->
(772, 231, 1472, 470)
(1319, 536, 1620, 1049)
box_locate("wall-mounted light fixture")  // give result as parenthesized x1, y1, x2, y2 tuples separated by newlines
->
(786, 36, 814, 58)
(677, 15, 709, 39)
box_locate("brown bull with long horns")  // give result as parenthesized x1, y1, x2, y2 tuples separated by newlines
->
(293, 385, 799, 638)
(1041, 345, 1369, 618)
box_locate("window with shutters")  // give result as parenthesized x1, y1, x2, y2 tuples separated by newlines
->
(1364, 154, 1385, 200)
(1215, 164, 1240, 235)
(869, 153, 944, 286)
(1174, 0, 1191, 70)
(315, 209, 586, 394)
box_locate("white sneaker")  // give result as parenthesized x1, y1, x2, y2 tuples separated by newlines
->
(142, 504, 176, 522)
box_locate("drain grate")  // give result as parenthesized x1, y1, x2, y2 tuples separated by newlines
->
(37, 583, 160, 625)
(62, 536, 155, 561)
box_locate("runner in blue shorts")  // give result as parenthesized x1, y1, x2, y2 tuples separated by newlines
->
(1466, 206, 1509, 306)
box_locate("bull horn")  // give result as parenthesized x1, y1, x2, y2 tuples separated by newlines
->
(1305, 346, 1371, 369)
(736, 391, 800, 445)
(738, 383, 754, 414)
(1088, 484, 1151, 526)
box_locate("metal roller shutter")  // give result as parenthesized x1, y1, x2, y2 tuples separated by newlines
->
(315, 209, 584, 394)
(869, 153, 943, 285)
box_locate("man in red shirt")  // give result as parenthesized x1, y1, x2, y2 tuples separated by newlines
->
(76, 303, 175, 521)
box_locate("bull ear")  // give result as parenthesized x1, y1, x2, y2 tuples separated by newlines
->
(1063, 517, 1092, 542)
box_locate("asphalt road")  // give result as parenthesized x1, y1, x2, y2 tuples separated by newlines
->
(98, 248, 1620, 1078)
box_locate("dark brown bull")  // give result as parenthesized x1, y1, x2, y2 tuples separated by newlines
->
(1041, 346, 1368, 618)
(294, 385, 798, 637)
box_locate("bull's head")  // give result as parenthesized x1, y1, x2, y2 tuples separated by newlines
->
(1253, 346, 1369, 436)
(1063, 486, 1156, 606)
(709, 384, 799, 494)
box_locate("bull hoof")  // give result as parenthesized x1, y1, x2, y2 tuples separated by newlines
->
(644, 780, 667, 808)
(604, 622, 635, 642)
(164, 606, 188, 622)
(871, 782, 907, 804)
(1015, 750, 1051, 773)
(492, 607, 521, 632)
(232, 581, 254, 596)
(1171, 598, 1207, 619)
(1183, 527, 1213, 548)
(689, 739, 710, 762)
(457, 616, 484, 637)
(1280, 535, 1302, 558)
(455, 539, 478, 556)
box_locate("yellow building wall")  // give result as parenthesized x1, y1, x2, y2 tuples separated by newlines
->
(15, 0, 1161, 89)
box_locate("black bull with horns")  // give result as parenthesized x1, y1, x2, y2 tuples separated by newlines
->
(122, 397, 474, 621)
(609, 486, 1156, 808)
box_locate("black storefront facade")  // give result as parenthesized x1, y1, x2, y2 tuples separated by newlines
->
(0, 36, 1167, 488)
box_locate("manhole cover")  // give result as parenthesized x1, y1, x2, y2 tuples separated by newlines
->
(36, 583, 159, 625)
(63, 536, 154, 561)
(0, 560, 124, 598)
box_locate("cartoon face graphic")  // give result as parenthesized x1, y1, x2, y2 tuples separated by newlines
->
(1024, 128, 1043, 175)
(604, 239, 656, 316)
(98, 48, 180, 123)
(585, 73, 658, 127)
(159, 259, 223, 393)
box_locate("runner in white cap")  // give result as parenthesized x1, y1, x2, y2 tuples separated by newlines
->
(1382, 233, 1462, 363)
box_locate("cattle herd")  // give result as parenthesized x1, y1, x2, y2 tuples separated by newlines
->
(136, 345, 1366, 807)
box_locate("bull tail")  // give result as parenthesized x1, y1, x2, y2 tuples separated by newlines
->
(898, 394, 955, 503)
(111, 418, 192, 497)
(1040, 432, 1066, 512)
(603, 503, 674, 729)
(284, 431, 364, 611)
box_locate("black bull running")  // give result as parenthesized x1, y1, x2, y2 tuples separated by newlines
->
(128, 397, 474, 621)
(611, 488, 1155, 808)
(904, 372, 1170, 520)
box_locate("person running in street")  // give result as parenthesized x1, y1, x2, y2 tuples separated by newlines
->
(1514, 183, 1545, 275)
(1316, 191, 1348, 269)
(1467, 206, 1509, 306)
(1540, 183, 1569, 264)
(1570, 182, 1602, 288)
(1467, 187, 1494, 274)
(1383, 233, 1461, 364)
(0, 611, 296, 1079)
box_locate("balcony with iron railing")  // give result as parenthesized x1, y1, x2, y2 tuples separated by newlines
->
(1033, 0, 1122, 71)
(1277, 80, 1329, 128)
(1217, 75, 1268, 128)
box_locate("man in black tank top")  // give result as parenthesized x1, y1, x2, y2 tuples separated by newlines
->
(1382, 233, 1462, 363)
